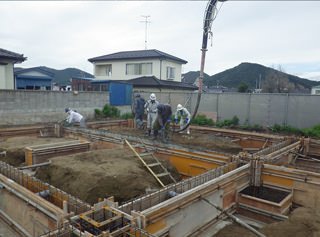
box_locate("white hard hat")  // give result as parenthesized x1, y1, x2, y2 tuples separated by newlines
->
(177, 104, 183, 110)
(150, 93, 156, 100)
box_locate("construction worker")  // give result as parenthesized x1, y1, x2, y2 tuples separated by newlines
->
(65, 108, 87, 128)
(153, 104, 172, 141)
(134, 93, 145, 129)
(144, 93, 159, 136)
(175, 104, 191, 134)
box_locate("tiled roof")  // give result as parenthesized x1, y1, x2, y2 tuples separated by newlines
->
(121, 76, 198, 90)
(88, 49, 187, 64)
(0, 48, 27, 62)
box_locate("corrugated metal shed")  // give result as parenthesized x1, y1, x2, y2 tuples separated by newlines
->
(109, 82, 132, 105)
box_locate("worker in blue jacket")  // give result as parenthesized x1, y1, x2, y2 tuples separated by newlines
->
(153, 103, 172, 141)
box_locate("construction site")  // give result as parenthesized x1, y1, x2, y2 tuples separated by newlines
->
(0, 119, 320, 237)
(1, 0, 320, 236)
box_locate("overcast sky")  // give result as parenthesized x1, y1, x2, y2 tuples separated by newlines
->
(1, 1, 319, 80)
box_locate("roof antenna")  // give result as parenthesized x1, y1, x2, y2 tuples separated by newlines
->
(140, 15, 151, 50)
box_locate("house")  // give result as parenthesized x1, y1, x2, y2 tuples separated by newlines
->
(311, 86, 320, 95)
(203, 85, 228, 93)
(0, 48, 27, 89)
(14, 67, 54, 90)
(88, 49, 187, 82)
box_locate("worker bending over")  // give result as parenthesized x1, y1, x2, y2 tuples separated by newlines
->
(134, 93, 145, 129)
(144, 93, 159, 136)
(153, 104, 172, 141)
(175, 104, 191, 134)
(65, 108, 87, 128)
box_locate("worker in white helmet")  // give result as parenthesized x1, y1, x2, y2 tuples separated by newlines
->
(174, 104, 191, 134)
(144, 93, 159, 136)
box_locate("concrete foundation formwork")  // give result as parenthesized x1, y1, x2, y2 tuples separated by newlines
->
(1, 120, 320, 236)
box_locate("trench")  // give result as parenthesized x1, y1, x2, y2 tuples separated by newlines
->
(1, 121, 320, 236)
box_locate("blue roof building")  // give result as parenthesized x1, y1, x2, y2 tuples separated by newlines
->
(14, 67, 54, 90)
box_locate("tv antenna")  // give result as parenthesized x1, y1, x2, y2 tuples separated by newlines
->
(140, 15, 151, 50)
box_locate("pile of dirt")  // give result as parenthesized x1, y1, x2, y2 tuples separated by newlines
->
(35, 148, 181, 205)
(214, 207, 320, 237)
(101, 127, 243, 154)
(0, 136, 75, 166)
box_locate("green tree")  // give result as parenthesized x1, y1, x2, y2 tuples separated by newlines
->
(238, 81, 249, 93)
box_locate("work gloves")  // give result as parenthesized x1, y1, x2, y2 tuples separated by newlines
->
(185, 118, 189, 123)
(167, 118, 171, 123)
(161, 125, 164, 130)
(175, 119, 178, 124)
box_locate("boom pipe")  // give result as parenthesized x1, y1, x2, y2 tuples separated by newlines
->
(175, 0, 219, 133)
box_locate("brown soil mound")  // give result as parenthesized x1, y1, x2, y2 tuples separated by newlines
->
(102, 127, 242, 154)
(0, 136, 75, 166)
(214, 207, 320, 237)
(35, 148, 181, 205)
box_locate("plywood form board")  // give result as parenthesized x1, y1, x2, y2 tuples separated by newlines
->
(142, 164, 250, 235)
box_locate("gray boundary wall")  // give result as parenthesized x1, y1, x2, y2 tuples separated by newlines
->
(1, 90, 319, 129)
(0, 90, 111, 125)
(138, 91, 320, 129)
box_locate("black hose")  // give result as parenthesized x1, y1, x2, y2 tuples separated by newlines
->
(174, 0, 218, 133)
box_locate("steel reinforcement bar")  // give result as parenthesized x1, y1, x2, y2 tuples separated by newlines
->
(119, 160, 244, 214)
(254, 139, 293, 157)
(0, 161, 90, 215)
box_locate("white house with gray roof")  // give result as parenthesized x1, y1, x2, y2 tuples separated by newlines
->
(88, 49, 187, 82)
(0, 48, 27, 89)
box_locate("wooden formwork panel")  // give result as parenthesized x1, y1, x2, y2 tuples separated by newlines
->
(0, 126, 44, 138)
(237, 192, 292, 215)
(25, 140, 91, 166)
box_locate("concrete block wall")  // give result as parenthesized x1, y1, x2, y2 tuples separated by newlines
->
(0, 90, 110, 125)
(1, 90, 320, 128)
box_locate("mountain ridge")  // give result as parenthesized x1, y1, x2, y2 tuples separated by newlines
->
(183, 62, 320, 93)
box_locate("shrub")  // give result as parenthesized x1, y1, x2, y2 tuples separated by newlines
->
(111, 106, 120, 117)
(253, 123, 261, 129)
(230, 116, 239, 125)
(242, 124, 249, 130)
(192, 114, 207, 125)
(207, 119, 215, 126)
(216, 122, 224, 127)
(223, 119, 232, 127)
(94, 108, 102, 115)
(95, 104, 121, 118)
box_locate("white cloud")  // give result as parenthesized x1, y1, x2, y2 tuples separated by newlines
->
(0, 1, 319, 78)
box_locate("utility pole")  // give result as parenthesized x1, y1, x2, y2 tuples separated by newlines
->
(140, 15, 151, 50)
(259, 73, 262, 90)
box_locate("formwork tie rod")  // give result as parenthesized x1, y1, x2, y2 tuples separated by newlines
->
(201, 197, 266, 237)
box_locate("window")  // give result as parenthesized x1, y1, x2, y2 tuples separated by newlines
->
(126, 63, 152, 75)
(106, 65, 112, 76)
(316, 90, 320, 95)
(166, 66, 176, 80)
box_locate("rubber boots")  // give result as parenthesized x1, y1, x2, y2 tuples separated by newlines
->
(152, 130, 158, 140)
